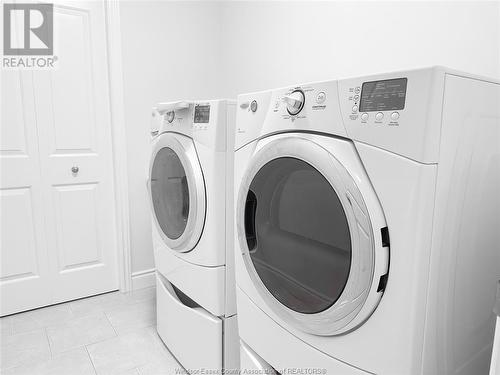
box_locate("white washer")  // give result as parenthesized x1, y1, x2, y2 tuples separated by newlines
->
(149, 99, 238, 372)
(233, 67, 500, 374)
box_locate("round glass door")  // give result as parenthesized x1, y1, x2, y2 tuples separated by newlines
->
(245, 157, 352, 314)
(149, 133, 206, 253)
(237, 135, 388, 336)
(151, 147, 190, 240)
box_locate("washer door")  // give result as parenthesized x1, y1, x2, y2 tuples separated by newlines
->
(149, 133, 206, 253)
(237, 136, 387, 336)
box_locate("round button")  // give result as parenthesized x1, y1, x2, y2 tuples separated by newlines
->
(375, 112, 384, 121)
(361, 113, 369, 121)
(250, 100, 258, 112)
(354, 87, 361, 94)
(316, 91, 326, 104)
(354, 95, 359, 101)
(391, 112, 400, 121)
(352, 105, 358, 113)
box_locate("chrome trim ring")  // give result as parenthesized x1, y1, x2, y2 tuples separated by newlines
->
(237, 136, 376, 336)
(149, 132, 206, 253)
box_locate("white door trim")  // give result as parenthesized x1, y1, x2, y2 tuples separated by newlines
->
(104, 0, 132, 292)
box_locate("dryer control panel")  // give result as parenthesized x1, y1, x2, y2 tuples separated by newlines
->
(237, 67, 446, 163)
(346, 77, 407, 128)
(339, 67, 446, 163)
(235, 80, 348, 150)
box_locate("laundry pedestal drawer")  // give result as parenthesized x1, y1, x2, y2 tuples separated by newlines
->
(156, 273, 223, 372)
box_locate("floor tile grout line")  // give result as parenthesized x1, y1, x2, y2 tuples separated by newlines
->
(0, 317, 13, 339)
(102, 297, 156, 316)
(1, 310, 126, 350)
(85, 345, 99, 375)
(44, 312, 120, 357)
(1, 325, 175, 374)
(103, 310, 119, 337)
(44, 326, 53, 358)
(9, 303, 79, 337)
(49, 317, 121, 357)
(51, 335, 118, 358)
(10, 326, 51, 337)
(3, 317, 13, 337)
(0, 328, 54, 372)
(84, 326, 160, 375)
(1, 293, 160, 374)
(67, 300, 75, 315)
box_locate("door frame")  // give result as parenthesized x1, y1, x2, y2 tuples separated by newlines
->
(104, 0, 132, 292)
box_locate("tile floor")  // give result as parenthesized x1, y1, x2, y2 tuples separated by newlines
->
(0, 287, 184, 375)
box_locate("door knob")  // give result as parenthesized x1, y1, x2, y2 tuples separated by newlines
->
(71, 166, 79, 174)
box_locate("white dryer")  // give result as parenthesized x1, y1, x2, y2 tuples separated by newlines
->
(233, 67, 500, 374)
(149, 99, 238, 372)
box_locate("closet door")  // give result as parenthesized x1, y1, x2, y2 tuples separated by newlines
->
(0, 0, 119, 315)
(1, 71, 53, 315)
(33, 0, 119, 304)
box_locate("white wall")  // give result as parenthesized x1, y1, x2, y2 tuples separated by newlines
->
(119, 1, 223, 276)
(220, 1, 500, 97)
(119, 1, 500, 282)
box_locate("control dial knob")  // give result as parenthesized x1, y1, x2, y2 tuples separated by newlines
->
(283, 89, 305, 115)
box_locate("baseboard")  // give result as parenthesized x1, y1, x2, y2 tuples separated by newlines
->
(131, 268, 156, 290)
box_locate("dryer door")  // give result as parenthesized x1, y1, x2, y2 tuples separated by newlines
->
(237, 135, 389, 336)
(149, 132, 206, 253)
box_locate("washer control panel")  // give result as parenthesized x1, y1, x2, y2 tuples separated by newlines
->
(347, 77, 407, 128)
(193, 103, 211, 130)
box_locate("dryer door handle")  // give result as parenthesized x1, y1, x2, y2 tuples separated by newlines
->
(157, 272, 219, 323)
(244, 190, 258, 252)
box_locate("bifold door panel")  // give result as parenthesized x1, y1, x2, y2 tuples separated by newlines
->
(1, 71, 52, 314)
(0, 1, 118, 316)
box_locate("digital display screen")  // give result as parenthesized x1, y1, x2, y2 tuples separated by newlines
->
(194, 105, 210, 123)
(359, 78, 407, 112)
